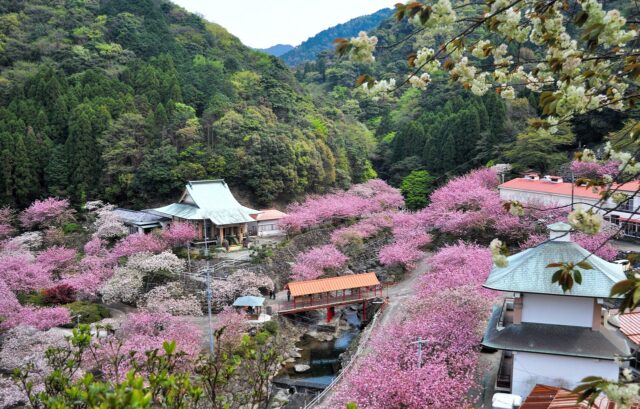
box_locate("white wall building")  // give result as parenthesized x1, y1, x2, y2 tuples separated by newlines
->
(482, 222, 631, 398)
(248, 209, 287, 237)
(499, 173, 640, 238)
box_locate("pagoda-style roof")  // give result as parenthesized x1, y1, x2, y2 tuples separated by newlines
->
(484, 224, 625, 298)
(151, 180, 259, 226)
(482, 306, 630, 360)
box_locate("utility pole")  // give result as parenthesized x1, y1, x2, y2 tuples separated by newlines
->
(411, 337, 428, 368)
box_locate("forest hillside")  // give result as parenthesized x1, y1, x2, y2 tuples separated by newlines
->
(0, 0, 377, 209)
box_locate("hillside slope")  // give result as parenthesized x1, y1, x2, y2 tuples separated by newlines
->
(281, 8, 393, 67)
(0, 0, 376, 208)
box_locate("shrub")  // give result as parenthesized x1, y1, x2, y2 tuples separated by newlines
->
(42, 284, 77, 305)
(62, 301, 111, 327)
(62, 223, 80, 234)
(262, 320, 279, 335)
(16, 291, 49, 307)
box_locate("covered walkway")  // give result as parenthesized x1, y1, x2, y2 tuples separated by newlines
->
(274, 273, 383, 321)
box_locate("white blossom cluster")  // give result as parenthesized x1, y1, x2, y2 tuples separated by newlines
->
(361, 78, 396, 100)
(101, 266, 144, 305)
(567, 205, 603, 235)
(127, 251, 185, 275)
(490, 238, 508, 268)
(345, 0, 638, 129)
(605, 142, 640, 175)
(601, 381, 640, 409)
(142, 282, 202, 316)
(349, 31, 378, 63)
(88, 201, 127, 239)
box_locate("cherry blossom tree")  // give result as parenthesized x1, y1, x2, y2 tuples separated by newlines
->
(87, 201, 128, 240)
(571, 160, 620, 179)
(0, 278, 70, 330)
(281, 179, 403, 232)
(420, 168, 523, 242)
(0, 253, 54, 292)
(291, 245, 349, 280)
(109, 233, 167, 261)
(212, 307, 247, 353)
(142, 282, 202, 316)
(418, 242, 495, 297)
(162, 222, 198, 247)
(36, 246, 77, 274)
(210, 270, 274, 311)
(19, 198, 72, 229)
(326, 289, 491, 409)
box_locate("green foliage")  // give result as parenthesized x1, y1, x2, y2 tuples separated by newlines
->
(0, 0, 377, 208)
(62, 301, 111, 327)
(62, 222, 80, 234)
(504, 124, 575, 173)
(17, 291, 48, 307)
(400, 170, 434, 210)
(261, 320, 279, 335)
(250, 244, 274, 265)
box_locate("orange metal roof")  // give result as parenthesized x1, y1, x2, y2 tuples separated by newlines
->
(620, 309, 640, 344)
(520, 384, 636, 409)
(287, 273, 380, 297)
(251, 209, 287, 221)
(499, 178, 640, 200)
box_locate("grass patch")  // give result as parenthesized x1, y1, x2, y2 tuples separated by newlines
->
(61, 301, 111, 327)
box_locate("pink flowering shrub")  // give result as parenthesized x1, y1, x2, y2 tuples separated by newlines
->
(330, 211, 394, 246)
(84, 237, 107, 256)
(213, 307, 247, 353)
(36, 246, 77, 273)
(378, 234, 431, 268)
(110, 233, 167, 261)
(291, 245, 348, 280)
(326, 289, 491, 409)
(121, 312, 202, 362)
(0, 253, 54, 292)
(281, 179, 403, 231)
(571, 160, 620, 179)
(161, 222, 198, 246)
(420, 168, 522, 242)
(0, 278, 70, 330)
(418, 242, 494, 297)
(87, 201, 128, 239)
(61, 255, 115, 295)
(19, 198, 72, 229)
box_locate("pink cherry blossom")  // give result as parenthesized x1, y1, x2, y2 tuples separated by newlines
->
(213, 307, 247, 353)
(84, 236, 107, 256)
(36, 246, 77, 273)
(161, 222, 198, 246)
(378, 233, 431, 268)
(571, 160, 620, 179)
(281, 179, 403, 232)
(109, 233, 167, 261)
(0, 253, 54, 292)
(420, 168, 523, 241)
(0, 207, 14, 240)
(291, 245, 348, 280)
(19, 198, 72, 229)
(0, 278, 71, 330)
(418, 241, 495, 297)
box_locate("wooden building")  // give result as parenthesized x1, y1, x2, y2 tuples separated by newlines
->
(150, 180, 259, 246)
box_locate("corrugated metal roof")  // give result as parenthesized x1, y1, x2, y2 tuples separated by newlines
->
(484, 240, 626, 298)
(151, 180, 259, 226)
(619, 310, 640, 345)
(287, 273, 380, 297)
(520, 384, 633, 409)
(232, 296, 265, 307)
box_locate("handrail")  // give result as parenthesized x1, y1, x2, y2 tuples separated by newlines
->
(302, 304, 385, 409)
(274, 293, 380, 314)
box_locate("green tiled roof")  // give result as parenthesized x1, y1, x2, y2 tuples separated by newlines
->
(484, 239, 626, 298)
(151, 180, 259, 226)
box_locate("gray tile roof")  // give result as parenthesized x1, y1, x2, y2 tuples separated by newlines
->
(113, 208, 167, 227)
(484, 240, 626, 298)
(482, 306, 630, 359)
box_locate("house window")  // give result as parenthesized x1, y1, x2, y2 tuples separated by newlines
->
(618, 197, 635, 212)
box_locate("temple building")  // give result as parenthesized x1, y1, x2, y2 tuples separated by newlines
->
(150, 180, 259, 245)
(482, 222, 631, 398)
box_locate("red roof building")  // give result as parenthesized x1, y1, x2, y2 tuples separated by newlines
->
(520, 384, 638, 409)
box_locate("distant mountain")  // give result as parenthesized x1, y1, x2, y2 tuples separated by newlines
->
(281, 8, 394, 67)
(258, 44, 294, 57)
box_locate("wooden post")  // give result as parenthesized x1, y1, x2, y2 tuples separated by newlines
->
(363, 301, 366, 321)
(218, 227, 223, 245)
(239, 224, 244, 243)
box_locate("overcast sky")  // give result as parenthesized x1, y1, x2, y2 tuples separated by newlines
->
(171, 0, 397, 49)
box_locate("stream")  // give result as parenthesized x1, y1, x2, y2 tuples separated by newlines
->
(280, 309, 361, 389)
